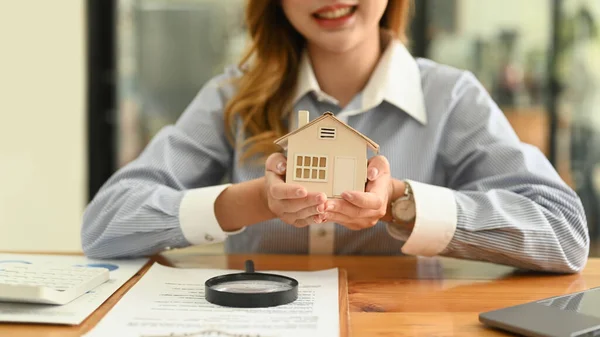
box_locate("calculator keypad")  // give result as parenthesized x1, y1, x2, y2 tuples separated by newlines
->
(0, 264, 107, 291)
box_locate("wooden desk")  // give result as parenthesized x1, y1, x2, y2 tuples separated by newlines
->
(2, 253, 600, 337)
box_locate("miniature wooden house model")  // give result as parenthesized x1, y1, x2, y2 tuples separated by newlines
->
(274, 110, 380, 198)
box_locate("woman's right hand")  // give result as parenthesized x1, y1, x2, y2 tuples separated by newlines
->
(263, 152, 327, 227)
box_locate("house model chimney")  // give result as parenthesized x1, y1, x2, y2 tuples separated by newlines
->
(297, 110, 309, 129)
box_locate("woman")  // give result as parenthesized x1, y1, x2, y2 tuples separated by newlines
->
(82, 0, 589, 272)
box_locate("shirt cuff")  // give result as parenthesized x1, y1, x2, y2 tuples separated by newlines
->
(179, 184, 246, 245)
(387, 180, 457, 256)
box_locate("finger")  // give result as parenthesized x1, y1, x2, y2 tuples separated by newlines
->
(325, 198, 382, 218)
(364, 155, 393, 206)
(268, 179, 308, 200)
(284, 204, 325, 222)
(340, 191, 383, 210)
(366, 155, 390, 181)
(265, 152, 305, 200)
(280, 193, 327, 214)
(282, 212, 322, 227)
(306, 214, 323, 225)
(322, 212, 363, 230)
(265, 152, 288, 175)
(325, 211, 380, 230)
(365, 174, 392, 206)
(293, 218, 311, 228)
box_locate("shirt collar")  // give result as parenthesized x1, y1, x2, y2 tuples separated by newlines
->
(292, 36, 427, 125)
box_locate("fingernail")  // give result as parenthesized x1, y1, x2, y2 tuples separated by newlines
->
(296, 189, 306, 196)
(368, 167, 379, 180)
(314, 216, 322, 224)
(316, 204, 324, 213)
(276, 161, 286, 173)
(342, 191, 353, 200)
(316, 194, 325, 203)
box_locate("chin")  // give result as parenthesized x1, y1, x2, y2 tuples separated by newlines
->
(309, 34, 363, 54)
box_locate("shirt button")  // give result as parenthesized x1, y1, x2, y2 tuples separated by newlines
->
(204, 234, 214, 242)
(164, 246, 171, 251)
(317, 228, 327, 237)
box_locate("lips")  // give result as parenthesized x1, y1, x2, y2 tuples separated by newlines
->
(311, 3, 358, 29)
(312, 4, 358, 20)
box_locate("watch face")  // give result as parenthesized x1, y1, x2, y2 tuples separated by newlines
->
(393, 200, 415, 222)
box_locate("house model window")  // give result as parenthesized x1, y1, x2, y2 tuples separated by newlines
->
(294, 154, 327, 182)
(319, 127, 336, 139)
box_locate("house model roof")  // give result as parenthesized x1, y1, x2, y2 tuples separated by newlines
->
(273, 111, 380, 153)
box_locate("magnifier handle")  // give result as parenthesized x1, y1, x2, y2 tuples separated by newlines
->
(245, 260, 255, 273)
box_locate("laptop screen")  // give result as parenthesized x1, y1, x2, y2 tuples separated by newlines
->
(537, 287, 600, 319)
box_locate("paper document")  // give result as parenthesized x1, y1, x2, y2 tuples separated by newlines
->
(0, 253, 147, 325)
(85, 263, 339, 337)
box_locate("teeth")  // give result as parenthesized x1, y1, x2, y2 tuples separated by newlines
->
(316, 7, 353, 19)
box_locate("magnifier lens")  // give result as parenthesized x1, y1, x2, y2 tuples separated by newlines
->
(211, 280, 293, 293)
(204, 260, 299, 307)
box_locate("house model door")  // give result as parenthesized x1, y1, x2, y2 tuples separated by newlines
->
(333, 156, 356, 197)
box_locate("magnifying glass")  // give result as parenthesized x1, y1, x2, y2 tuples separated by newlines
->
(205, 260, 298, 308)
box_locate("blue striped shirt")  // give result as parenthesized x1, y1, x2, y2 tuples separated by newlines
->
(81, 37, 590, 272)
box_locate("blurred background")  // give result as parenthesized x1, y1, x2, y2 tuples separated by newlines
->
(1, 0, 599, 257)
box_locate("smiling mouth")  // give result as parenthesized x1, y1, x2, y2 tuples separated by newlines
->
(312, 5, 358, 20)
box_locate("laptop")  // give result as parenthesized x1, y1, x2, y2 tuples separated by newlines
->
(479, 287, 600, 337)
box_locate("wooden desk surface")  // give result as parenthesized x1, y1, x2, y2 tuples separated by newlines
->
(2, 252, 600, 337)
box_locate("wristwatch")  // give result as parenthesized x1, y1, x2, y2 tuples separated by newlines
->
(390, 180, 416, 225)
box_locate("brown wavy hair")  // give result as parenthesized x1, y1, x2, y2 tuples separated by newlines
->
(224, 0, 413, 164)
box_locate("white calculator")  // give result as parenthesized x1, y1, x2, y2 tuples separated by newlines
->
(0, 263, 109, 305)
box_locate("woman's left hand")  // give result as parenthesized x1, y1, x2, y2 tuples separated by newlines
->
(321, 155, 392, 230)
